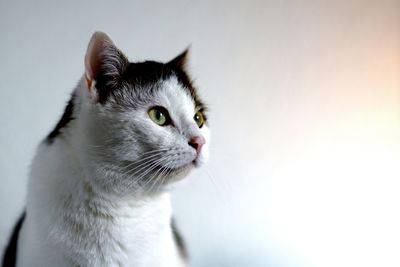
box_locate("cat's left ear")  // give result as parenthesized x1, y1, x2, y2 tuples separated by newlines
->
(168, 48, 190, 71)
(84, 31, 128, 102)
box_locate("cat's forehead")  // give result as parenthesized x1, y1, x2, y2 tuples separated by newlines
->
(123, 61, 204, 108)
(101, 60, 206, 117)
(156, 77, 196, 114)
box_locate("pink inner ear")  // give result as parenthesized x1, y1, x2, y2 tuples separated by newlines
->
(85, 32, 114, 83)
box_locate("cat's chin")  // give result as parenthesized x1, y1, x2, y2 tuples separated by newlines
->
(171, 159, 204, 175)
(161, 162, 194, 175)
(152, 162, 195, 183)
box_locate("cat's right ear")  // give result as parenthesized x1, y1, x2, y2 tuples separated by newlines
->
(84, 31, 128, 102)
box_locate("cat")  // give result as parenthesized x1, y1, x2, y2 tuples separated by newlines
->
(2, 31, 209, 267)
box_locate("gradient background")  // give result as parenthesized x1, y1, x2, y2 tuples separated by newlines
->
(1, 0, 399, 266)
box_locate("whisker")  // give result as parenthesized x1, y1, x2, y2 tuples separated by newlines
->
(128, 156, 170, 187)
(140, 148, 169, 155)
(122, 159, 163, 188)
(201, 166, 230, 207)
(141, 155, 173, 189)
(147, 165, 169, 193)
(118, 152, 167, 173)
(156, 166, 173, 192)
(122, 156, 165, 179)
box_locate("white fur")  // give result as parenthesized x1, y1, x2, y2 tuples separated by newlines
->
(16, 75, 209, 266)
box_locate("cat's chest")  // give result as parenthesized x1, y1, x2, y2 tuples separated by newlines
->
(47, 193, 179, 267)
(93, 216, 174, 267)
(73, 198, 176, 266)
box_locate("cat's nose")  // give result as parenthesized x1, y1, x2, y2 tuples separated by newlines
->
(188, 136, 205, 155)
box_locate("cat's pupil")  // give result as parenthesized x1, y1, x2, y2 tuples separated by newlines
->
(156, 111, 162, 120)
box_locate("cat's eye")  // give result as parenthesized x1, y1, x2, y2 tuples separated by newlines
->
(194, 111, 205, 128)
(148, 106, 170, 126)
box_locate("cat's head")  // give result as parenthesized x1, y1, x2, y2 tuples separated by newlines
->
(75, 32, 209, 196)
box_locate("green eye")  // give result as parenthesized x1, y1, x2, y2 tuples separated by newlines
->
(148, 107, 170, 126)
(194, 111, 205, 128)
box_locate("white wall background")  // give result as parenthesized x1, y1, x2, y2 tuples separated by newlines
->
(1, 0, 400, 266)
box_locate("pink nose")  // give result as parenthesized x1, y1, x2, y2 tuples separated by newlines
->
(188, 136, 205, 155)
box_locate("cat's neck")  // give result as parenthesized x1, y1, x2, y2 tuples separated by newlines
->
(22, 135, 179, 267)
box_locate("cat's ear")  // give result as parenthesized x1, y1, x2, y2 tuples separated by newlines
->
(168, 48, 190, 71)
(84, 31, 128, 101)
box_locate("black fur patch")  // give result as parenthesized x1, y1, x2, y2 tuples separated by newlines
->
(2, 212, 26, 267)
(96, 56, 206, 112)
(45, 54, 206, 144)
(171, 219, 188, 260)
(46, 94, 75, 144)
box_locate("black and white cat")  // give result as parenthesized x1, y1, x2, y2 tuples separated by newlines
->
(2, 32, 209, 267)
